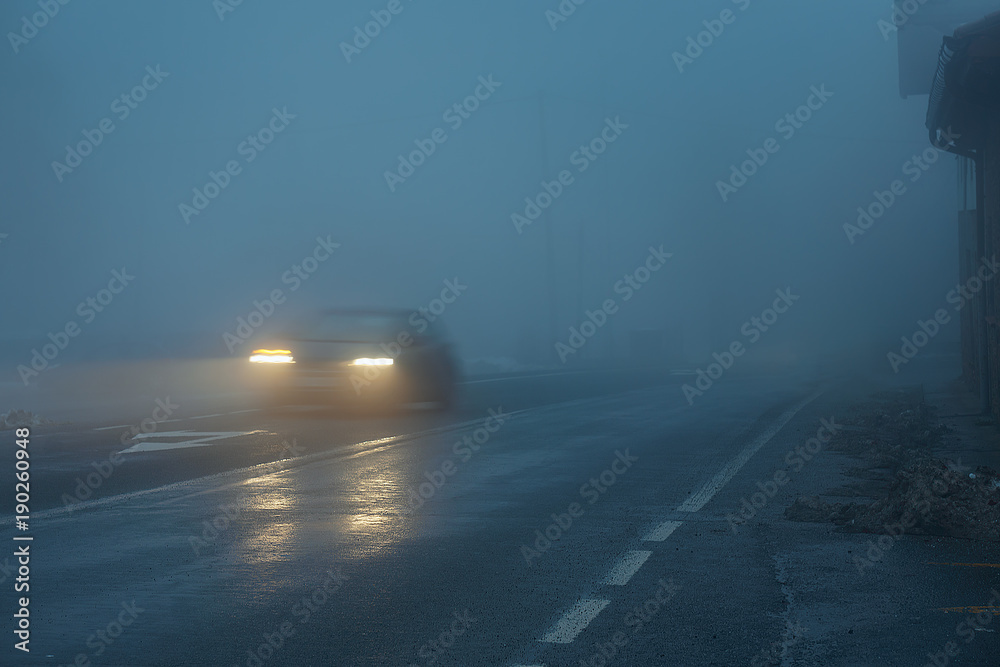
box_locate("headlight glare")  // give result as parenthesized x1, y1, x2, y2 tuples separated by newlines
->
(350, 357, 394, 366)
(250, 349, 295, 364)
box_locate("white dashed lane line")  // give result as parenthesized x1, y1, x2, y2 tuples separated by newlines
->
(602, 550, 652, 586)
(540, 599, 611, 644)
(644, 519, 683, 542)
(675, 390, 821, 513)
(523, 389, 824, 659)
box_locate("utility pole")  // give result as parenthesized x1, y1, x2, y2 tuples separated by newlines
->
(538, 91, 558, 363)
(576, 215, 585, 360)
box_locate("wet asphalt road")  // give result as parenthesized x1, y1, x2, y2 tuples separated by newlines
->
(3, 367, 999, 666)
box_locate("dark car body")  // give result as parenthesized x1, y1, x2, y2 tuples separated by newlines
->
(249, 309, 458, 410)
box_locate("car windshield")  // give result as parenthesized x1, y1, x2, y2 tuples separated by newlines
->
(295, 312, 399, 342)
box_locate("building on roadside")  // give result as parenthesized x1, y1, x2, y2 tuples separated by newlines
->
(923, 10, 1000, 414)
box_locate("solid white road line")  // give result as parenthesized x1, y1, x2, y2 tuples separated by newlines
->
(540, 599, 610, 644)
(602, 550, 652, 586)
(644, 520, 683, 542)
(675, 390, 822, 513)
(459, 372, 584, 386)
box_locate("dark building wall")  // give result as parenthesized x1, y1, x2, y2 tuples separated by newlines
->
(985, 113, 1000, 421)
(958, 208, 979, 386)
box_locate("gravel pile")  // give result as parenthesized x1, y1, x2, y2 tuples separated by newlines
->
(785, 388, 1000, 542)
(787, 459, 1000, 541)
(0, 408, 54, 430)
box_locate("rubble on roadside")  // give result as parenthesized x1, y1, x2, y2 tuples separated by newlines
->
(0, 408, 55, 430)
(784, 388, 1000, 542)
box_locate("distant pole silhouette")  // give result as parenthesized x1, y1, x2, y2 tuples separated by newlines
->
(537, 90, 558, 363)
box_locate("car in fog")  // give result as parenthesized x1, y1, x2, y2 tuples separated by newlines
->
(249, 309, 458, 411)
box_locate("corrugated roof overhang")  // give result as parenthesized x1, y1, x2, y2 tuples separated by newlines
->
(926, 11, 1000, 154)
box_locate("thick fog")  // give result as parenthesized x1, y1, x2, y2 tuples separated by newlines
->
(0, 1, 958, 375)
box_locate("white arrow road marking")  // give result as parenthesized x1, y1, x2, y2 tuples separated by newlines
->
(118, 430, 266, 454)
(95, 408, 260, 431)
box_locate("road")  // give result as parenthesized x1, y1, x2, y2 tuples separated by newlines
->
(3, 366, 998, 666)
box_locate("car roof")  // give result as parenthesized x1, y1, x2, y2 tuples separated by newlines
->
(281, 308, 449, 342)
(281, 309, 411, 342)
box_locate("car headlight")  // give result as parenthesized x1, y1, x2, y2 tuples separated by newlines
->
(350, 357, 393, 366)
(249, 349, 295, 364)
